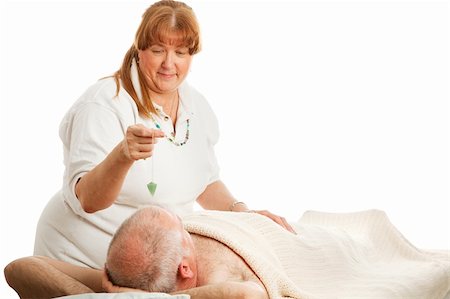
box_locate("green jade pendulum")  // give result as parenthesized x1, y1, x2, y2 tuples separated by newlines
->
(147, 181, 157, 196)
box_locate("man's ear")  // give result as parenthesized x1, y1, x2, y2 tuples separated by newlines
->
(178, 259, 194, 279)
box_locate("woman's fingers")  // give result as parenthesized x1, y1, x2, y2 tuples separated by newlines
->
(254, 210, 297, 234)
(129, 124, 165, 140)
(124, 125, 165, 160)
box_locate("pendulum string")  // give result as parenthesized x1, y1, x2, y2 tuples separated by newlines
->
(146, 107, 190, 195)
(147, 130, 157, 196)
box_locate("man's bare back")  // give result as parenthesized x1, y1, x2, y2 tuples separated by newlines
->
(192, 234, 264, 289)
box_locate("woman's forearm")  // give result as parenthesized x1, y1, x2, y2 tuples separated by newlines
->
(75, 142, 134, 213)
(196, 180, 249, 212)
(75, 125, 164, 213)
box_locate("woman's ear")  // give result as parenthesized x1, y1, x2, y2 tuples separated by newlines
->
(178, 260, 194, 279)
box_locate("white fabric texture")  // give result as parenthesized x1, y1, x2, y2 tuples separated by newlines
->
(183, 210, 450, 299)
(34, 62, 220, 269)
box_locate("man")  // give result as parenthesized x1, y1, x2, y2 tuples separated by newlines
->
(5, 206, 450, 299)
(5, 206, 269, 298)
(104, 206, 268, 298)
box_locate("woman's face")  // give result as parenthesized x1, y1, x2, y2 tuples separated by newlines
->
(138, 40, 193, 95)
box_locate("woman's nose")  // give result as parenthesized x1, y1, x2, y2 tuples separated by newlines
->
(162, 52, 175, 68)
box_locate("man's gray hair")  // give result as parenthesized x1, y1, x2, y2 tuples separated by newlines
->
(106, 206, 184, 292)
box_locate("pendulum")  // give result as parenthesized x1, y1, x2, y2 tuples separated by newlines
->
(147, 130, 157, 196)
(147, 181, 157, 196)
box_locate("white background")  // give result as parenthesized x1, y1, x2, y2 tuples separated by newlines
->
(1, 0, 449, 297)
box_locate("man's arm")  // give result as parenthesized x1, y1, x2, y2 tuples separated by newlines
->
(172, 281, 269, 299)
(4, 256, 103, 298)
(102, 268, 268, 299)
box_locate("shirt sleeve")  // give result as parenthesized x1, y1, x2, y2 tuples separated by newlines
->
(61, 101, 126, 211)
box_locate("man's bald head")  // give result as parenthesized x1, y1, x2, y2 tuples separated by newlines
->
(105, 206, 184, 292)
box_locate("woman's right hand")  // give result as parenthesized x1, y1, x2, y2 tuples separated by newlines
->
(121, 124, 165, 161)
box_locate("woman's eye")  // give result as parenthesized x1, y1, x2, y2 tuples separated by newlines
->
(151, 49, 163, 54)
(176, 50, 189, 56)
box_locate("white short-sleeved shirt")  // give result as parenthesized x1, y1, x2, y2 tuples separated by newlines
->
(34, 62, 220, 269)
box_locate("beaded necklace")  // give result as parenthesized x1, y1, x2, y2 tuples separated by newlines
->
(150, 114, 190, 146)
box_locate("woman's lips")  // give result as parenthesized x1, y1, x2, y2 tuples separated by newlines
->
(158, 72, 176, 79)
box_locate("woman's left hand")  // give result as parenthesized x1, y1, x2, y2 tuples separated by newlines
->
(252, 210, 297, 234)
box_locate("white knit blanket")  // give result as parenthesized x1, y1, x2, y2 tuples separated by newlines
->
(183, 209, 450, 299)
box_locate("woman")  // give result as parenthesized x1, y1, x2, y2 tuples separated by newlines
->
(34, 0, 293, 270)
